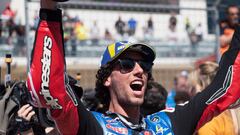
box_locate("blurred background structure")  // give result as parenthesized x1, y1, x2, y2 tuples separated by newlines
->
(0, 0, 239, 90)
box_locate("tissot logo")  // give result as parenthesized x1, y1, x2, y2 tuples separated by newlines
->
(40, 36, 62, 109)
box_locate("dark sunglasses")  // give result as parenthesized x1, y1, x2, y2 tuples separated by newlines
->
(229, 12, 239, 16)
(115, 59, 153, 73)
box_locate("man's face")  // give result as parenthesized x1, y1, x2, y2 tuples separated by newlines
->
(228, 7, 239, 26)
(176, 76, 189, 92)
(104, 51, 149, 107)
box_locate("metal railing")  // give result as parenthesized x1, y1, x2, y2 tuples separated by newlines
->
(0, 36, 215, 58)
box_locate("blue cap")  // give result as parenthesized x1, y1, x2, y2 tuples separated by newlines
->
(100, 41, 156, 67)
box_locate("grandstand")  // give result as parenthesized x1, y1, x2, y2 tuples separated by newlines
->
(0, 0, 233, 90)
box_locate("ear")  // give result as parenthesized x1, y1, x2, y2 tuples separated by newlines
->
(104, 76, 111, 87)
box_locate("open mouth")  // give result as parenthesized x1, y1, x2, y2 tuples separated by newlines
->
(130, 81, 143, 91)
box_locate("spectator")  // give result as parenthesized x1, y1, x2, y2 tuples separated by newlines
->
(82, 88, 98, 110)
(0, 81, 59, 135)
(2, 3, 16, 41)
(166, 28, 178, 43)
(189, 30, 198, 57)
(169, 12, 177, 32)
(74, 20, 88, 42)
(184, 18, 199, 57)
(69, 29, 77, 56)
(143, 16, 154, 41)
(185, 17, 191, 33)
(2, 4, 16, 19)
(76, 72, 82, 82)
(81, 88, 105, 112)
(90, 21, 100, 45)
(166, 70, 189, 108)
(174, 91, 190, 105)
(187, 62, 218, 97)
(104, 28, 113, 41)
(16, 104, 60, 135)
(195, 23, 203, 42)
(141, 81, 168, 116)
(115, 16, 125, 37)
(16, 104, 45, 135)
(166, 12, 178, 43)
(62, 13, 72, 42)
(147, 16, 153, 31)
(219, 5, 239, 55)
(127, 17, 137, 36)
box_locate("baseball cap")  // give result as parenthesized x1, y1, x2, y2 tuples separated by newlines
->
(100, 41, 156, 67)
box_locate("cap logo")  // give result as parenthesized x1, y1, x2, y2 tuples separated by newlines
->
(108, 44, 116, 58)
(117, 45, 126, 51)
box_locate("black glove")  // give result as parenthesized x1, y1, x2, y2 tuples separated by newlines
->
(15, 116, 32, 132)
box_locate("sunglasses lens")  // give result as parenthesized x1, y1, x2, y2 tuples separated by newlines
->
(118, 59, 152, 73)
(139, 61, 152, 72)
(119, 59, 135, 73)
(230, 12, 239, 16)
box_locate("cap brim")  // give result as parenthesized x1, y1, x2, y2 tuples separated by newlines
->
(125, 43, 156, 62)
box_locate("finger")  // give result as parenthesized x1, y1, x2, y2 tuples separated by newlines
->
(21, 106, 33, 118)
(25, 111, 36, 121)
(17, 104, 30, 116)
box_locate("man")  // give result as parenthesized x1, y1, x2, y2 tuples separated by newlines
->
(127, 17, 137, 36)
(166, 71, 189, 108)
(27, 0, 240, 134)
(115, 16, 125, 37)
(141, 81, 168, 116)
(220, 5, 239, 55)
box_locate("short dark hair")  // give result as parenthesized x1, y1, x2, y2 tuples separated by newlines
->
(141, 81, 168, 116)
(174, 91, 190, 105)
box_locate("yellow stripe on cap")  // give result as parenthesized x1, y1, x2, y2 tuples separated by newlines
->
(108, 43, 116, 58)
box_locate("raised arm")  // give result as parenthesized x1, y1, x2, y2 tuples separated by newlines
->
(26, 0, 80, 134)
(26, 1, 104, 134)
(167, 25, 240, 135)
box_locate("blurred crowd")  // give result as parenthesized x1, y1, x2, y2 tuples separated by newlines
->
(60, 10, 204, 47)
(0, 4, 26, 56)
(0, 3, 210, 57)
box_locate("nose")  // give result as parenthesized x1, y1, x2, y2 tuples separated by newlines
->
(133, 62, 144, 75)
